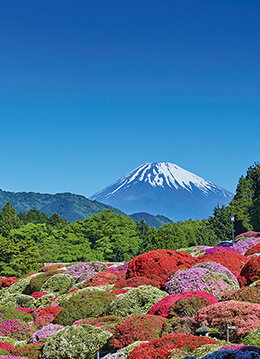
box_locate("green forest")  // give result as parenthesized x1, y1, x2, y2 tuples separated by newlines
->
(0, 162, 259, 278)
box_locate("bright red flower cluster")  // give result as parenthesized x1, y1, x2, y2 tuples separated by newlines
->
(126, 250, 196, 288)
(127, 333, 218, 359)
(35, 306, 63, 327)
(114, 276, 160, 289)
(111, 314, 167, 349)
(148, 291, 218, 318)
(39, 264, 65, 272)
(196, 251, 249, 276)
(67, 288, 79, 294)
(30, 292, 50, 300)
(14, 308, 38, 318)
(238, 256, 260, 286)
(110, 289, 129, 295)
(0, 277, 20, 288)
(0, 342, 14, 353)
(245, 243, 260, 256)
(73, 315, 123, 333)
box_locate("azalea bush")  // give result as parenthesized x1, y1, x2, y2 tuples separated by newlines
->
(194, 300, 260, 342)
(35, 306, 63, 327)
(233, 237, 260, 255)
(41, 273, 74, 296)
(54, 291, 116, 326)
(243, 328, 260, 347)
(127, 333, 218, 359)
(102, 341, 147, 359)
(169, 296, 213, 318)
(29, 270, 62, 293)
(12, 343, 43, 359)
(111, 314, 167, 349)
(0, 306, 34, 323)
(204, 247, 238, 256)
(65, 261, 107, 285)
(238, 257, 260, 286)
(30, 292, 49, 300)
(220, 286, 260, 304)
(148, 291, 218, 318)
(30, 323, 64, 343)
(84, 272, 119, 287)
(39, 264, 66, 272)
(196, 251, 249, 276)
(108, 285, 167, 317)
(218, 345, 260, 354)
(0, 278, 20, 289)
(183, 350, 260, 358)
(245, 243, 260, 256)
(235, 232, 260, 240)
(0, 319, 35, 341)
(114, 276, 160, 289)
(161, 316, 198, 336)
(126, 250, 196, 288)
(165, 266, 239, 299)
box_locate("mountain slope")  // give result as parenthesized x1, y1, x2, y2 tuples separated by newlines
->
(0, 189, 121, 222)
(129, 212, 173, 228)
(90, 162, 234, 221)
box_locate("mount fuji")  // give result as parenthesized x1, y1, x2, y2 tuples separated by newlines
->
(90, 162, 234, 221)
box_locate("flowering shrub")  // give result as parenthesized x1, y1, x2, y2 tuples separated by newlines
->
(169, 296, 213, 318)
(194, 261, 239, 283)
(238, 257, 260, 286)
(114, 276, 160, 289)
(126, 250, 196, 288)
(39, 324, 112, 359)
(0, 278, 20, 289)
(34, 294, 57, 309)
(65, 261, 107, 286)
(148, 291, 218, 318)
(39, 264, 66, 272)
(14, 308, 37, 318)
(0, 319, 35, 341)
(233, 237, 260, 255)
(15, 294, 36, 309)
(245, 243, 260, 256)
(12, 343, 44, 359)
(30, 323, 64, 343)
(235, 232, 260, 240)
(196, 251, 249, 276)
(127, 334, 218, 359)
(73, 316, 123, 333)
(84, 272, 119, 287)
(41, 273, 74, 296)
(194, 300, 260, 342)
(29, 270, 62, 293)
(0, 306, 34, 323)
(220, 287, 260, 304)
(30, 292, 49, 300)
(161, 316, 198, 336)
(0, 342, 14, 352)
(5, 276, 32, 295)
(54, 291, 116, 326)
(204, 247, 238, 256)
(109, 285, 167, 317)
(165, 267, 239, 299)
(106, 263, 129, 273)
(0, 356, 29, 359)
(181, 343, 224, 359)
(111, 314, 167, 349)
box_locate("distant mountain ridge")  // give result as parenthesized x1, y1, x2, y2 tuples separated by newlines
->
(0, 189, 121, 222)
(0, 189, 172, 227)
(90, 162, 234, 221)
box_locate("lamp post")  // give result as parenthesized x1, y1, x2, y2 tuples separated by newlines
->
(196, 322, 211, 337)
(231, 215, 235, 243)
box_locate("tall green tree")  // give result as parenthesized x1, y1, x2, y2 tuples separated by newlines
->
(0, 202, 20, 237)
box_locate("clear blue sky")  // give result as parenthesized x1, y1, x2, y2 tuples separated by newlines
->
(0, 0, 259, 197)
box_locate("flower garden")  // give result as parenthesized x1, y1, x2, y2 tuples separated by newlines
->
(0, 232, 260, 358)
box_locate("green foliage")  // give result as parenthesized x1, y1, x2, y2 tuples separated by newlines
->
(0, 306, 33, 322)
(39, 324, 112, 359)
(41, 273, 74, 296)
(251, 198, 260, 232)
(243, 327, 260, 346)
(0, 202, 20, 237)
(54, 291, 116, 326)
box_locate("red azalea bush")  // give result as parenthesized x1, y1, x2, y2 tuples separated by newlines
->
(194, 300, 260, 341)
(127, 333, 218, 359)
(126, 250, 196, 288)
(84, 272, 119, 287)
(14, 308, 38, 318)
(148, 291, 218, 318)
(67, 288, 79, 294)
(196, 251, 249, 276)
(30, 292, 49, 300)
(35, 306, 63, 327)
(0, 342, 14, 353)
(245, 243, 260, 256)
(0, 277, 20, 288)
(114, 276, 160, 289)
(111, 314, 167, 349)
(12, 343, 44, 359)
(238, 256, 260, 286)
(73, 315, 123, 333)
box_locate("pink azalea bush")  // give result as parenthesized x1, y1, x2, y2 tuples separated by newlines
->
(165, 266, 239, 299)
(235, 231, 260, 240)
(29, 323, 64, 343)
(194, 300, 260, 341)
(204, 246, 239, 256)
(0, 319, 35, 341)
(65, 261, 107, 285)
(233, 237, 260, 255)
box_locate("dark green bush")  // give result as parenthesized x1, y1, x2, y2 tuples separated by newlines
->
(0, 306, 33, 322)
(29, 270, 62, 293)
(169, 296, 212, 318)
(54, 291, 116, 326)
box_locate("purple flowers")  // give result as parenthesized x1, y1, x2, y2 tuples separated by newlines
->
(0, 319, 35, 341)
(233, 237, 260, 255)
(65, 261, 107, 285)
(30, 323, 64, 343)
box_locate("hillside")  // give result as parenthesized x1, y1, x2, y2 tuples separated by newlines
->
(0, 189, 121, 222)
(129, 212, 173, 228)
